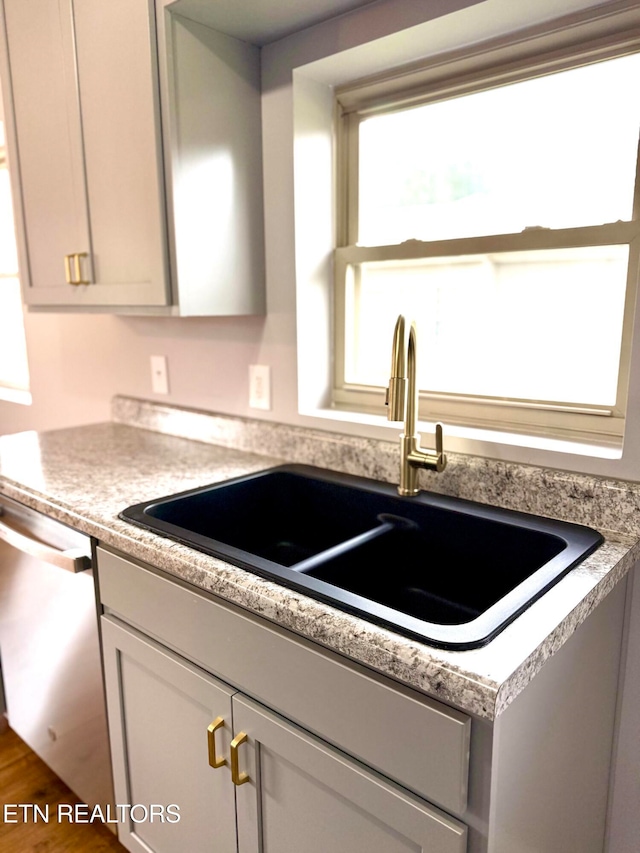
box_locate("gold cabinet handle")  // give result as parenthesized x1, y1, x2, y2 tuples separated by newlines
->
(207, 716, 226, 769)
(72, 252, 90, 285)
(64, 252, 90, 285)
(230, 731, 249, 785)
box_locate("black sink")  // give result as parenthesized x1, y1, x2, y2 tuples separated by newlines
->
(120, 464, 603, 649)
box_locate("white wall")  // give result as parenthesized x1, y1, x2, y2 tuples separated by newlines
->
(0, 309, 278, 432)
(1, 0, 636, 482)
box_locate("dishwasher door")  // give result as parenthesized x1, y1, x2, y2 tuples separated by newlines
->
(0, 496, 114, 812)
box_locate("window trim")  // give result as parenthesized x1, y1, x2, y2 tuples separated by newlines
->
(335, 12, 640, 119)
(332, 30, 640, 448)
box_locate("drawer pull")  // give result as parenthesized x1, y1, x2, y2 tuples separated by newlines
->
(230, 731, 249, 785)
(207, 716, 226, 769)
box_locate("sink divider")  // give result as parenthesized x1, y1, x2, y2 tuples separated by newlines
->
(291, 513, 415, 574)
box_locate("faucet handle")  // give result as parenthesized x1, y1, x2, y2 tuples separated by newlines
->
(385, 377, 407, 422)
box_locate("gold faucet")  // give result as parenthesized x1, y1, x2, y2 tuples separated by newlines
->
(385, 315, 446, 496)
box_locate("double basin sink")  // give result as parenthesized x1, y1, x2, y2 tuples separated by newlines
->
(120, 464, 603, 649)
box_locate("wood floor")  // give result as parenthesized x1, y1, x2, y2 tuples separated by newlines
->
(0, 721, 126, 852)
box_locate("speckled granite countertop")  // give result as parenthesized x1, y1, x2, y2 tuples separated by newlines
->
(1, 396, 639, 721)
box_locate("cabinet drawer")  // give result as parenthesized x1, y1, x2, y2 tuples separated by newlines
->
(97, 546, 470, 814)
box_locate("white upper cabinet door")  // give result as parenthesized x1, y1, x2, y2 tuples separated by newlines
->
(2, 0, 169, 308)
(1, 0, 92, 301)
(72, 0, 169, 307)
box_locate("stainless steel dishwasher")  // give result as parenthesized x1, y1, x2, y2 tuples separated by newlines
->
(0, 495, 114, 812)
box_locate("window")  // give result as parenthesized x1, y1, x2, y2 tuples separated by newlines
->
(0, 95, 30, 404)
(333, 44, 640, 448)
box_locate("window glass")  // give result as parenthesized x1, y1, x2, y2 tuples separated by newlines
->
(358, 53, 640, 246)
(0, 113, 30, 400)
(0, 167, 17, 270)
(345, 246, 628, 407)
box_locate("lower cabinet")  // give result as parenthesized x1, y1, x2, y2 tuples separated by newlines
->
(97, 543, 630, 852)
(101, 615, 467, 853)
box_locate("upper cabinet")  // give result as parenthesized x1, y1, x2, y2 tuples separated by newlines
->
(0, 0, 265, 315)
(156, 3, 266, 316)
(1, 0, 169, 310)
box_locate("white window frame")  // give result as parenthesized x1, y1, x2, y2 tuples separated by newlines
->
(331, 27, 640, 449)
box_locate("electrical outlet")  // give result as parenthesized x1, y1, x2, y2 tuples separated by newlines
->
(150, 355, 169, 395)
(249, 364, 271, 410)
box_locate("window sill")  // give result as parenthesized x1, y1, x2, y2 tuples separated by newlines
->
(0, 386, 32, 406)
(301, 403, 623, 461)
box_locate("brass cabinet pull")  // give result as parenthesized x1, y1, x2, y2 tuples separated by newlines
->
(63, 252, 90, 285)
(72, 252, 90, 285)
(207, 716, 226, 769)
(230, 731, 249, 785)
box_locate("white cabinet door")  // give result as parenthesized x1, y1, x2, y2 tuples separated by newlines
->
(70, 0, 169, 307)
(2, 0, 169, 308)
(101, 616, 237, 853)
(2, 0, 91, 300)
(233, 694, 467, 853)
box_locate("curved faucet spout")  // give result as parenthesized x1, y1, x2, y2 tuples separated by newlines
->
(385, 314, 446, 496)
(386, 315, 408, 422)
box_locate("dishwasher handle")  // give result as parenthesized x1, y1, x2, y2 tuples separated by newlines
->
(0, 512, 91, 573)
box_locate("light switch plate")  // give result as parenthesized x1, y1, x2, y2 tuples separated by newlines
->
(249, 364, 271, 410)
(150, 355, 169, 395)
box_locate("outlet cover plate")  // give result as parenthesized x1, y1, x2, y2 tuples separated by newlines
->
(249, 364, 271, 410)
(150, 355, 169, 395)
